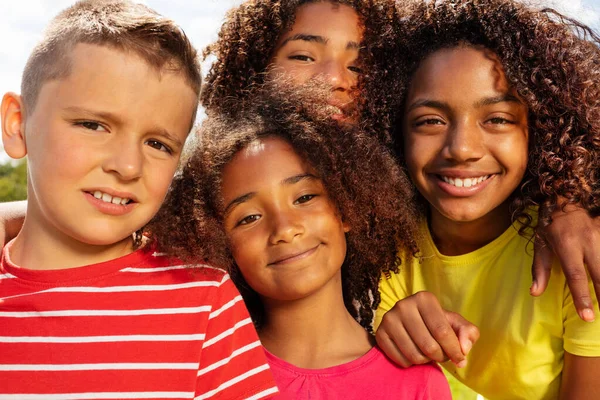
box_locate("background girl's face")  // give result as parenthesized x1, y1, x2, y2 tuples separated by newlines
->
(220, 137, 349, 305)
(402, 46, 529, 226)
(269, 2, 363, 122)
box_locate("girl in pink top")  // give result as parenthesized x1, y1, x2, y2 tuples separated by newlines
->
(150, 89, 452, 399)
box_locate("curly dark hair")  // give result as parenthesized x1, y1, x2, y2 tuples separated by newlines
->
(363, 0, 600, 232)
(148, 84, 419, 331)
(200, 0, 397, 143)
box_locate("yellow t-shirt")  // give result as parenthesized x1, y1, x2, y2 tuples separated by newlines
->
(376, 219, 600, 400)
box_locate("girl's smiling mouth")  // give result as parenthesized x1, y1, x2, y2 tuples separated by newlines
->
(268, 245, 320, 266)
(432, 173, 498, 197)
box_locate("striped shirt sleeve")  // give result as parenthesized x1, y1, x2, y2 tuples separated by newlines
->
(194, 274, 278, 400)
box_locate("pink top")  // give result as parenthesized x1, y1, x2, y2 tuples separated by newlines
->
(265, 346, 451, 400)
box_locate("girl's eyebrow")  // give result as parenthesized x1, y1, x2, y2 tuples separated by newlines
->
(278, 34, 360, 51)
(280, 34, 328, 48)
(474, 94, 523, 107)
(223, 173, 319, 216)
(224, 192, 256, 217)
(406, 94, 523, 113)
(406, 99, 449, 113)
(281, 173, 318, 186)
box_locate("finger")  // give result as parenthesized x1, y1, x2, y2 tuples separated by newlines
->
(413, 302, 464, 365)
(583, 240, 600, 321)
(531, 237, 553, 296)
(554, 240, 595, 322)
(447, 312, 480, 365)
(375, 326, 416, 368)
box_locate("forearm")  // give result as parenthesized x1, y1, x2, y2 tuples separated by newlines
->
(0, 200, 27, 245)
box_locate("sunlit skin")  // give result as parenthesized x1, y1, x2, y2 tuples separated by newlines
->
(403, 46, 529, 255)
(269, 2, 363, 121)
(1, 43, 197, 270)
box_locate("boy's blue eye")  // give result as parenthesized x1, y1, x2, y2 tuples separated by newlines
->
(238, 214, 261, 226)
(76, 121, 106, 131)
(145, 139, 172, 154)
(295, 194, 316, 204)
(348, 65, 363, 74)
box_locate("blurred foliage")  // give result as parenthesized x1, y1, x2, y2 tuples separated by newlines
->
(0, 159, 27, 201)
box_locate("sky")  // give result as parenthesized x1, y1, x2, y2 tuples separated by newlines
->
(1, 0, 599, 162)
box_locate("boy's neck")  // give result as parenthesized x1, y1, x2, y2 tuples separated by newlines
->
(429, 201, 513, 256)
(8, 216, 134, 271)
(259, 272, 374, 369)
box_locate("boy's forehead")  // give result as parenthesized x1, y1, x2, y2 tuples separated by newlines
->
(33, 43, 197, 137)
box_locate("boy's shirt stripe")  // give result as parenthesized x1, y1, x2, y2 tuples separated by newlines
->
(195, 364, 272, 400)
(0, 306, 212, 317)
(0, 363, 198, 371)
(0, 244, 277, 399)
(0, 392, 195, 400)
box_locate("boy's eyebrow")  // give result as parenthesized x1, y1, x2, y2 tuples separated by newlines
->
(223, 173, 318, 216)
(64, 106, 124, 125)
(474, 94, 523, 107)
(64, 106, 183, 147)
(278, 34, 360, 51)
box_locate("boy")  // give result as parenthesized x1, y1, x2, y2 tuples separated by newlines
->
(0, 1, 277, 399)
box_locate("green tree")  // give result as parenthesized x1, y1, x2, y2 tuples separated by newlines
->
(0, 159, 27, 201)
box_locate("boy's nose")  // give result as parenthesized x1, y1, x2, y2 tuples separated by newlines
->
(443, 121, 486, 162)
(102, 137, 143, 180)
(269, 211, 304, 244)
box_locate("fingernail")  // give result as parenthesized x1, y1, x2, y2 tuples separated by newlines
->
(463, 340, 473, 355)
(581, 308, 596, 322)
(530, 281, 538, 294)
(456, 359, 468, 368)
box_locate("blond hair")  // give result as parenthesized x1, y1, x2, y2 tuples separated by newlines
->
(22, 0, 201, 114)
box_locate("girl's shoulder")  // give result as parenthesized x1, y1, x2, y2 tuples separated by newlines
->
(370, 347, 451, 399)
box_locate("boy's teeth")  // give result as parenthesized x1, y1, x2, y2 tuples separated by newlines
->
(441, 175, 489, 188)
(92, 190, 130, 205)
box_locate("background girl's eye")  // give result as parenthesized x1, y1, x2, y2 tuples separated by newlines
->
(239, 214, 261, 226)
(295, 194, 316, 204)
(289, 55, 314, 62)
(145, 139, 172, 154)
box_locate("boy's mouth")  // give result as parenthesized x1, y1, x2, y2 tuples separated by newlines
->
(439, 175, 491, 188)
(87, 190, 133, 205)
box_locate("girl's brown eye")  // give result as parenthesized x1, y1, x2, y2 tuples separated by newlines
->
(295, 194, 316, 204)
(238, 214, 261, 226)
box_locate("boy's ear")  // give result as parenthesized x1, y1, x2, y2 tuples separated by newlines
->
(1, 92, 27, 159)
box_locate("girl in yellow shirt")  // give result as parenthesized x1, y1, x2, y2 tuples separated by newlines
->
(372, 0, 600, 398)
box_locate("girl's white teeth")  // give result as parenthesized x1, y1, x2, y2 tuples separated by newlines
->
(441, 175, 489, 188)
(93, 191, 130, 205)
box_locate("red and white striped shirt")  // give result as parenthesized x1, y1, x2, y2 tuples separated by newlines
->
(0, 243, 278, 400)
